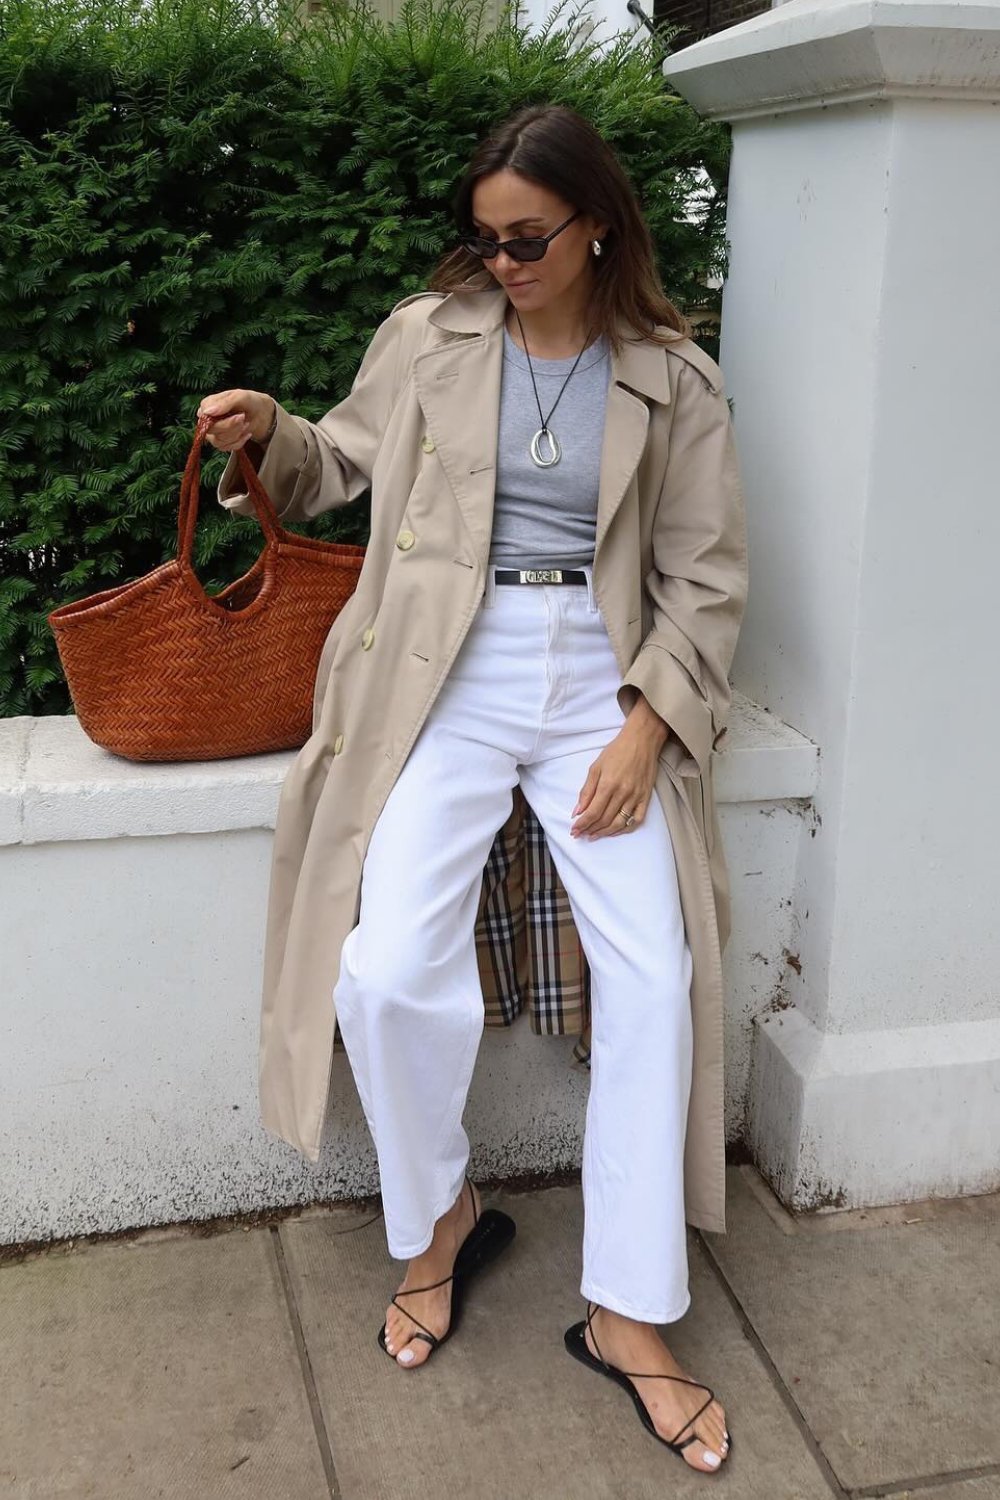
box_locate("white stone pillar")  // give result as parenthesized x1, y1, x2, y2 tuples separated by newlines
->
(664, 0, 1000, 1210)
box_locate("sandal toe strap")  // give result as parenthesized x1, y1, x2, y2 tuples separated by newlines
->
(613, 1373, 714, 1445)
(664, 1390, 715, 1447)
(670, 1432, 702, 1452)
(390, 1288, 451, 1346)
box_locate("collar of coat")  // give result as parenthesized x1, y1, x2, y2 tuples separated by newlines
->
(423, 281, 694, 406)
(399, 280, 722, 565)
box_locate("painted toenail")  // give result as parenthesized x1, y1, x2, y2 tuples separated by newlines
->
(703, 1451, 721, 1467)
(398, 1348, 415, 1363)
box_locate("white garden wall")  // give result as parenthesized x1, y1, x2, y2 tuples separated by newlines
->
(0, 696, 816, 1244)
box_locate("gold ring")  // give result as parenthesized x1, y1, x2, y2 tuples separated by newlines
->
(618, 807, 636, 827)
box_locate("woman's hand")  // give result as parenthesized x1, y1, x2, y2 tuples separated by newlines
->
(571, 704, 670, 840)
(196, 389, 276, 452)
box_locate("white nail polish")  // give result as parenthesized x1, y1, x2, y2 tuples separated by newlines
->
(703, 1452, 721, 1467)
(398, 1348, 415, 1363)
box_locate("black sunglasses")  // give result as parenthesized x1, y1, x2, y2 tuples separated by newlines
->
(459, 210, 583, 263)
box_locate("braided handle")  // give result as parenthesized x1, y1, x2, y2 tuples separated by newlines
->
(178, 413, 287, 562)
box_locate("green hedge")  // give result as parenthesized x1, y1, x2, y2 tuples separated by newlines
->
(0, 0, 730, 717)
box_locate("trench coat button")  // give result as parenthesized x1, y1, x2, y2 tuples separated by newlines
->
(361, 627, 375, 650)
(396, 529, 415, 550)
(420, 433, 435, 453)
(333, 733, 344, 754)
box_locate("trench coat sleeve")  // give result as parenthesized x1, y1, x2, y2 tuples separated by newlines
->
(215, 308, 406, 523)
(616, 357, 748, 779)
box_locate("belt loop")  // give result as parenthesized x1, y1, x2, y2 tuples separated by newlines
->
(584, 565, 598, 612)
(483, 564, 497, 609)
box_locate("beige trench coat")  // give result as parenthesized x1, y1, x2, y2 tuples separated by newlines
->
(217, 281, 747, 1234)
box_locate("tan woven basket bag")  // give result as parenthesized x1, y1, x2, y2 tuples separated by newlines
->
(47, 413, 366, 762)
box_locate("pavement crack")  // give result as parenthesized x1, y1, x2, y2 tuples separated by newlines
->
(696, 1227, 849, 1497)
(270, 1223, 341, 1498)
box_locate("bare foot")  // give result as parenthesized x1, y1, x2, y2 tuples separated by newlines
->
(585, 1306, 730, 1473)
(382, 1179, 481, 1369)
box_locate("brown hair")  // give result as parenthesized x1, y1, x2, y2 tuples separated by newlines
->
(425, 102, 692, 357)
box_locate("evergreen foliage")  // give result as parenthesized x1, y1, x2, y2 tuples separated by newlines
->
(0, 0, 730, 717)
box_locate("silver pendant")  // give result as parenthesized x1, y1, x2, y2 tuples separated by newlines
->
(530, 426, 561, 467)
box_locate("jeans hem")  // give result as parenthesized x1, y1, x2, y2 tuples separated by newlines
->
(385, 1167, 469, 1261)
(580, 1280, 692, 1326)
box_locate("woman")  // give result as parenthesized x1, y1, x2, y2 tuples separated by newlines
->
(200, 103, 745, 1475)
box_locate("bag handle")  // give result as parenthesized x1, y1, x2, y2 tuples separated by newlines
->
(178, 413, 287, 563)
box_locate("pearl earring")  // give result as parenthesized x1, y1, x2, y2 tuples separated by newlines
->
(592, 240, 602, 256)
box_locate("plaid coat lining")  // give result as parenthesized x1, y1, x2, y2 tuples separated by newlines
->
(332, 785, 593, 1070)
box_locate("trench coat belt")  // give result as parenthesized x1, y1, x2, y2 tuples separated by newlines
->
(493, 568, 588, 585)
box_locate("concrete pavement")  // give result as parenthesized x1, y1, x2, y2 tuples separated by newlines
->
(2, 1166, 997, 1499)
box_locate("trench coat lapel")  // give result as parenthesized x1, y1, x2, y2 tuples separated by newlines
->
(412, 284, 672, 570)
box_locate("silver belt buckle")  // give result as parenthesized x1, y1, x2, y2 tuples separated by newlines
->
(521, 568, 562, 583)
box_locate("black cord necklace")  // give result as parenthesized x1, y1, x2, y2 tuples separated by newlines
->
(512, 306, 596, 469)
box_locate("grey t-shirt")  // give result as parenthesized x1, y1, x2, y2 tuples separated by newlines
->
(487, 324, 612, 570)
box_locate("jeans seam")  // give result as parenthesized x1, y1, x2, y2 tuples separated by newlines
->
(428, 999, 482, 1174)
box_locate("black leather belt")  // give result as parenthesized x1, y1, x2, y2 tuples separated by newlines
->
(494, 568, 588, 585)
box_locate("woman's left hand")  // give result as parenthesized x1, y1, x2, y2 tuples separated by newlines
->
(571, 714, 669, 840)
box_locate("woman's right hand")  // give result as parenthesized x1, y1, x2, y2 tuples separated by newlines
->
(196, 389, 276, 451)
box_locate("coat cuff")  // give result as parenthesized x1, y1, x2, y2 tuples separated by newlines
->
(617, 641, 715, 778)
(216, 402, 318, 521)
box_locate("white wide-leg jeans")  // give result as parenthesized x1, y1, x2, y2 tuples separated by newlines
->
(332, 564, 695, 1323)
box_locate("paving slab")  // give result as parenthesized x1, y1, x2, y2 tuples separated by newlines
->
(282, 1183, 835, 1500)
(0, 1228, 328, 1499)
(900, 1481, 1000, 1498)
(702, 1166, 1000, 1494)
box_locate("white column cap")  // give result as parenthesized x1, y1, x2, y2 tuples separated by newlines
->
(663, 0, 1000, 120)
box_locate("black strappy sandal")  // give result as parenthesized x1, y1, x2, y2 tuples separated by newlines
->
(564, 1300, 732, 1468)
(377, 1177, 516, 1362)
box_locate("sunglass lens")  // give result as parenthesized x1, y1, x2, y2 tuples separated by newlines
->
(462, 237, 496, 258)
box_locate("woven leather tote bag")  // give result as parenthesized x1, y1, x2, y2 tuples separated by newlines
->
(47, 413, 366, 762)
